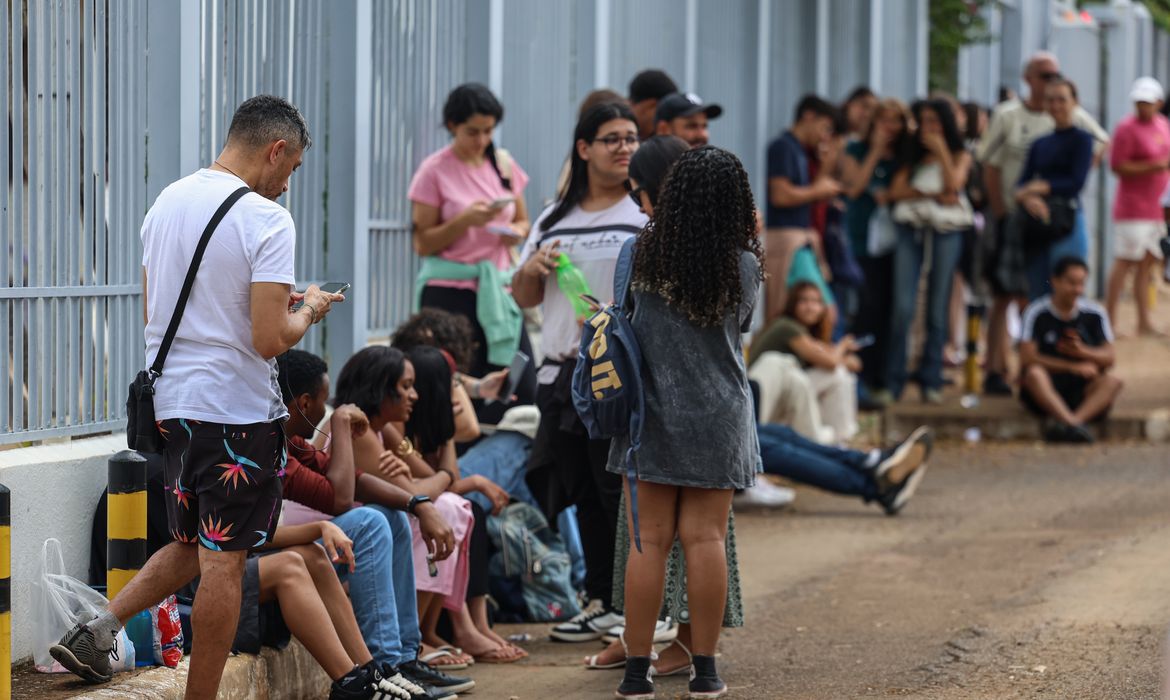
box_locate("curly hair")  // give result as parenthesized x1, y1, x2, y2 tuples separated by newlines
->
(632, 146, 764, 327)
(392, 308, 477, 373)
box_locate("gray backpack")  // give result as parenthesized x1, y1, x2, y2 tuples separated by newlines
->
(487, 502, 580, 622)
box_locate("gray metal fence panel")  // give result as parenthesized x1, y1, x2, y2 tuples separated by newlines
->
(2, 0, 147, 444)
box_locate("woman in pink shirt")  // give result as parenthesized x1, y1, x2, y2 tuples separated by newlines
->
(409, 84, 537, 418)
(1106, 77, 1170, 335)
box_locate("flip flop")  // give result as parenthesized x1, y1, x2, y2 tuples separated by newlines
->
(438, 644, 474, 666)
(584, 651, 626, 670)
(420, 648, 469, 671)
(507, 643, 529, 660)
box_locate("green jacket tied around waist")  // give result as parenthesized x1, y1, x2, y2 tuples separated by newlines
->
(413, 256, 522, 367)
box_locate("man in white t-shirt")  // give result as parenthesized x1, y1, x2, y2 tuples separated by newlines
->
(976, 51, 1109, 397)
(51, 96, 347, 698)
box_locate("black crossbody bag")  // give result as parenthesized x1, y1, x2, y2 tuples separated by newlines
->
(126, 186, 252, 452)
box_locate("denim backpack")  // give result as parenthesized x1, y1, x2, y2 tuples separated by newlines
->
(486, 502, 581, 622)
(570, 236, 645, 551)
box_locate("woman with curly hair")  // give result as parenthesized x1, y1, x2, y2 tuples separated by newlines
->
(613, 146, 764, 700)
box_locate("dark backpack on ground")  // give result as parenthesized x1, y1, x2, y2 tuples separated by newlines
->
(487, 502, 580, 622)
(570, 237, 646, 551)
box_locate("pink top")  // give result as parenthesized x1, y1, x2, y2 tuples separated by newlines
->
(1110, 113, 1170, 222)
(408, 144, 530, 290)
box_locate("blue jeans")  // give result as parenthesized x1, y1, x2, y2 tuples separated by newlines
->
(328, 505, 420, 667)
(756, 424, 878, 500)
(888, 226, 965, 396)
(1026, 208, 1089, 301)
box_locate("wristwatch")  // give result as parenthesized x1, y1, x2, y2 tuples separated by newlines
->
(406, 494, 432, 515)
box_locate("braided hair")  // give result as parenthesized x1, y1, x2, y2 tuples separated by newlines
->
(632, 146, 764, 327)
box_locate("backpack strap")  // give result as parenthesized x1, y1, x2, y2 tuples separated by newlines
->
(613, 237, 637, 309)
(149, 186, 252, 377)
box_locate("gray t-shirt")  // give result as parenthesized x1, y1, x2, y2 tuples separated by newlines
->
(608, 250, 761, 490)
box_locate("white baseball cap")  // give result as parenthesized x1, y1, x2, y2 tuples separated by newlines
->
(1130, 76, 1165, 104)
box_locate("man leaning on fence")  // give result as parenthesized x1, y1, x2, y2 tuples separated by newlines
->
(48, 95, 342, 699)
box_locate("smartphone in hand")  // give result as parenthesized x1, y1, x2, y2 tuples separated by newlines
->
(291, 282, 350, 311)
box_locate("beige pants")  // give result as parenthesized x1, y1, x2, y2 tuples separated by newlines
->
(748, 352, 836, 445)
(805, 365, 858, 442)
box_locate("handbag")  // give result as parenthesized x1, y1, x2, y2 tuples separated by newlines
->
(126, 186, 251, 452)
(1020, 196, 1077, 251)
(891, 162, 975, 232)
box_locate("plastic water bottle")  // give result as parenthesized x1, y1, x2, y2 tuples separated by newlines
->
(127, 609, 154, 667)
(554, 253, 594, 318)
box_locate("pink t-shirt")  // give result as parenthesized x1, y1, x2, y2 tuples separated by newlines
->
(1110, 113, 1170, 222)
(408, 144, 530, 290)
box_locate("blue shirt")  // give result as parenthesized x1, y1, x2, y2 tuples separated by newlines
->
(766, 131, 810, 229)
(1017, 126, 1094, 200)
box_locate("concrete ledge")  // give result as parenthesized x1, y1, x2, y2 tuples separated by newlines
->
(67, 641, 328, 699)
(884, 395, 1166, 443)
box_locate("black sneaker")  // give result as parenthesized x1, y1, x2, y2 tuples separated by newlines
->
(376, 665, 432, 700)
(551, 598, 623, 642)
(874, 426, 932, 492)
(878, 463, 929, 516)
(396, 659, 473, 697)
(983, 372, 1013, 396)
(688, 654, 727, 699)
(332, 663, 421, 700)
(49, 618, 118, 684)
(1043, 420, 1086, 444)
(616, 655, 655, 699)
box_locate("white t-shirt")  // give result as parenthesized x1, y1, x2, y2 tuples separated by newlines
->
(141, 169, 297, 424)
(976, 98, 1109, 211)
(518, 198, 647, 370)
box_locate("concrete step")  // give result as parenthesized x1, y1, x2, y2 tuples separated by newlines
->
(883, 394, 1170, 443)
(66, 640, 329, 699)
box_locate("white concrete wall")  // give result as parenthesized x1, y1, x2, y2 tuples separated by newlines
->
(0, 434, 124, 661)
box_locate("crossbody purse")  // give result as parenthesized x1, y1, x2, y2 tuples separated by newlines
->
(126, 186, 251, 452)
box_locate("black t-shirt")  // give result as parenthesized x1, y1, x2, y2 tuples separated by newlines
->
(1020, 296, 1113, 360)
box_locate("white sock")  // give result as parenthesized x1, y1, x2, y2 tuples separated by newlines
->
(865, 449, 882, 469)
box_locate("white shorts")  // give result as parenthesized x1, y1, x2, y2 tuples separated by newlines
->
(1112, 220, 1166, 261)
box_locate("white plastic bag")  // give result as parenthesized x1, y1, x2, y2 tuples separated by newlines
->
(31, 538, 135, 673)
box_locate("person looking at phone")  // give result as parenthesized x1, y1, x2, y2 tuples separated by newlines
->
(50, 95, 340, 698)
(750, 281, 860, 443)
(1019, 257, 1123, 443)
(511, 101, 646, 645)
(409, 83, 536, 423)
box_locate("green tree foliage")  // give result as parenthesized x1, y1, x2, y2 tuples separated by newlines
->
(929, 0, 992, 94)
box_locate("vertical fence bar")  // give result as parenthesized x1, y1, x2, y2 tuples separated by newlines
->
(107, 450, 147, 599)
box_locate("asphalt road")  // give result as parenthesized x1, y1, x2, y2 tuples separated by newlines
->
(473, 441, 1170, 699)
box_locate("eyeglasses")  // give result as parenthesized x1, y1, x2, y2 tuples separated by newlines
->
(623, 179, 645, 207)
(593, 134, 639, 153)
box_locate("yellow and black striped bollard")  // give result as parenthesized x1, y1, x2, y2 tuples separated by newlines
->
(0, 484, 10, 700)
(107, 451, 148, 600)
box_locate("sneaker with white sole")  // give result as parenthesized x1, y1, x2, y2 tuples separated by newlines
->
(49, 616, 118, 684)
(878, 462, 928, 516)
(874, 426, 932, 491)
(602, 617, 677, 645)
(733, 480, 795, 509)
(552, 599, 624, 642)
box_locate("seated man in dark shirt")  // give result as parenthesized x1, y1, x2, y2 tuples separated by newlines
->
(1019, 256, 1124, 443)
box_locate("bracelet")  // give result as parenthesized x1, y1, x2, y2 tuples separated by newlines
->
(301, 302, 319, 324)
(394, 437, 416, 458)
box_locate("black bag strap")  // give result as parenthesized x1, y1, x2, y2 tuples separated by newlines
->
(150, 186, 252, 377)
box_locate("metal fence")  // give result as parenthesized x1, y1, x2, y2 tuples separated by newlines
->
(3, 0, 933, 445)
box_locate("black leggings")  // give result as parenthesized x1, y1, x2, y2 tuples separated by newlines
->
(465, 500, 490, 600)
(419, 285, 538, 424)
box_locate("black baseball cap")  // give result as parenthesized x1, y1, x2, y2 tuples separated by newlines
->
(654, 92, 723, 123)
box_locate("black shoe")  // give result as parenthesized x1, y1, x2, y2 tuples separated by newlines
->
(331, 664, 414, 700)
(1043, 420, 1082, 444)
(874, 426, 932, 492)
(49, 619, 118, 684)
(688, 655, 727, 699)
(616, 655, 655, 699)
(1070, 424, 1095, 444)
(397, 659, 473, 697)
(878, 463, 929, 516)
(983, 372, 1013, 396)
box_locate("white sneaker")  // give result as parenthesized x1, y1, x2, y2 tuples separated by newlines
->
(734, 480, 795, 509)
(550, 599, 624, 642)
(602, 617, 678, 644)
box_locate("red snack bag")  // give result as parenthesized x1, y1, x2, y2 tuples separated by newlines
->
(151, 595, 185, 668)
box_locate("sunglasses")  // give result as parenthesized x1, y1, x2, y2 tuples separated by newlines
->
(623, 179, 645, 207)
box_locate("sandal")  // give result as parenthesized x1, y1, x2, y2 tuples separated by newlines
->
(473, 644, 525, 664)
(651, 638, 693, 677)
(437, 644, 474, 666)
(507, 643, 529, 660)
(420, 648, 470, 671)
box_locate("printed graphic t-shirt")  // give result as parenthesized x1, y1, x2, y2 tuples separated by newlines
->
(141, 169, 296, 424)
